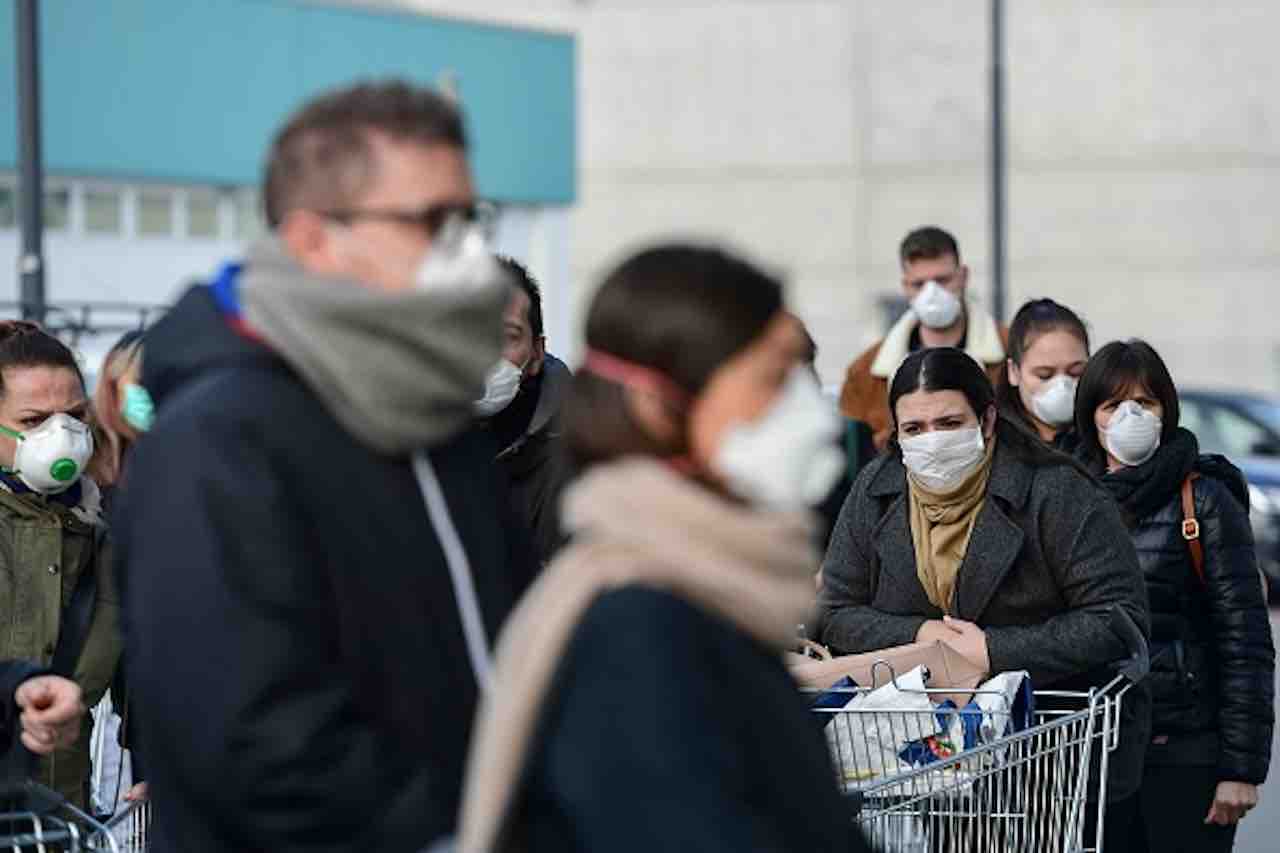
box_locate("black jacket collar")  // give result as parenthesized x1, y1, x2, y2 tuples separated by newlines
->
(143, 285, 280, 407)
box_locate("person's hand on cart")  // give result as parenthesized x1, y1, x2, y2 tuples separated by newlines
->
(14, 675, 83, 755)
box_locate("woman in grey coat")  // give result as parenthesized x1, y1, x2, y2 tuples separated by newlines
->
(816, 346, 1151, 844)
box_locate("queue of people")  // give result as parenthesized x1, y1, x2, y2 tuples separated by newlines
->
(0, 76, 1271, 853)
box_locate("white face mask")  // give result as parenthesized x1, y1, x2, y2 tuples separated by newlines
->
(900, 426, 986, 492)
(473, 358, 525, 417)
(1102, 400, 1162, 467)
(911, 280, 963, 329)
(415, 214, 504, 294)
(1, 413, 95, 494)
(1029, 374, 1077, 428)
(712, 368, 845, 511)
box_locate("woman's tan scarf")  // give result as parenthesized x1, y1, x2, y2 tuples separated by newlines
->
(908, 438, 997, 612)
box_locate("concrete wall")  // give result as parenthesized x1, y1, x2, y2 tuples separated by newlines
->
(370, 0, 1279, 396)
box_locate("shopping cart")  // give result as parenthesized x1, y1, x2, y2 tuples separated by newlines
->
(809, 659, 1143, 853)
(0, 780, 148, 851)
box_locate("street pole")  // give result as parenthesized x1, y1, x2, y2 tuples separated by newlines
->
(990, 0, 1007, 324)
(16, 0, 46, 324)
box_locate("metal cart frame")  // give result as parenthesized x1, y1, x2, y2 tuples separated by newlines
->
(810, 664, 1137, 853)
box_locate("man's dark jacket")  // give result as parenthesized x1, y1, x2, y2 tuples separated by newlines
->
(493, 355, 573, 565)
(116, 286, 534, 852)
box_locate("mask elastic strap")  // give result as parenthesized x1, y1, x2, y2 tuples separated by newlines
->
(582, 348, 692, 411)
(582, 348, 699, 474)
(0, 425, 22, 441)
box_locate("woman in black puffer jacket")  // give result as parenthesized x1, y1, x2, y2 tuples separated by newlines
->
(1075, 340, 1275, 853)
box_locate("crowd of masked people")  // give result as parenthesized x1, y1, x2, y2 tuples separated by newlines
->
(0, 78, 1271, 853)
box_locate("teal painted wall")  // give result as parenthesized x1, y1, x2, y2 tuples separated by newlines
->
(0, 0, 575, 203)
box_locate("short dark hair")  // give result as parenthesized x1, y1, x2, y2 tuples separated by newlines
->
(900, 226, 961, 267)
(263, 80, 467, 228)
(566, 245, 783, 469)
(888, 347, 1092, 475)
(496, 256, 544, 339)
(0, 321, 85, 399)
(996, 299, 1091, 430)
(1074, 340, 1180, 466)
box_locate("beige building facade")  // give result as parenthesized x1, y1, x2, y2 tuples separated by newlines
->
(349, 0, 1280, 394)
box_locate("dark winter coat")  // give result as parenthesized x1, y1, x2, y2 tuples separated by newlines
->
(493, 355, 573, 566)
(817, 438, 1152, 799)
(115, 286, 535, 852)
(519, 586, 867, 852)
(1102, 443, 1274, 785)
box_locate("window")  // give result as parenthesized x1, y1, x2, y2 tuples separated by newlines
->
(0, 185, 15, 228)
(44, 187, 70, 231)
(186, 190, 220, 238)
(1180, 399, 1214, 448)
(137, 190, 173, 236)
(1213, 406, 1272, 460)
(234, 190, 264, 241)
(1186, 398, 1275, 461)
(84, 188, 123, 234)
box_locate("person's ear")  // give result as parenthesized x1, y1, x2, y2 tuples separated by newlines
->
(624, 387, 682, 450)
(279, 210, 342, 276)
(527, 336, 546, 377)
(1007, 358, 1020, 388)
(982, 404, 998, 440)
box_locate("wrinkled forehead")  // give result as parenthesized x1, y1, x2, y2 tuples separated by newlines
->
(902, 254, 960, 279)
(894, 388, 975, 424)
(0, 365, 86, 408)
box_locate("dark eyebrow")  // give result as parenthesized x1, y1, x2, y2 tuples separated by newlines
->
(19, 403, 87, 418)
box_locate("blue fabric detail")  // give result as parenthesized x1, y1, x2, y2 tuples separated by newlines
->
(810, 675, 858, 729)
(209, 262, 244, 319)
(0, 472, 83, 509)
(1012, 677, 1035, 732)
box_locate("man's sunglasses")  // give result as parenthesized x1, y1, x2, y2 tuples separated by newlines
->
(323, 200, 495, 239)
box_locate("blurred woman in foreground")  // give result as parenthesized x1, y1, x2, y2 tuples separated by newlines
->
(455, 245, 866, 852)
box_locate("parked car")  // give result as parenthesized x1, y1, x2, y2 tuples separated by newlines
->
(1181, 389, 1280, 596)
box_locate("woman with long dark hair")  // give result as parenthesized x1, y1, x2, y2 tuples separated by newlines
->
(996, 298, 1090, 446)
(817, 345, 1151, 841)
(1075, 339, 1274, 852)
(454, 245, 866, 852)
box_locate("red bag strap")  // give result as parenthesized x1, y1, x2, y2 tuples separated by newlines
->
(1182, 473, 1204, 585)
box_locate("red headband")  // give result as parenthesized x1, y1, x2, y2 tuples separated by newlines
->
(581, 348, 691, 408)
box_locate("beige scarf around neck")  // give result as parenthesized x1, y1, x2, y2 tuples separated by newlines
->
(455, 458, 819, 852)
(908, 438, 997, 613)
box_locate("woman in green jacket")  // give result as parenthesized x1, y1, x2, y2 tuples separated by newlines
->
(0, 320, 120, 807)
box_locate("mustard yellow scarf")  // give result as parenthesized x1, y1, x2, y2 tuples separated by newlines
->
(907, 438, 997, 612)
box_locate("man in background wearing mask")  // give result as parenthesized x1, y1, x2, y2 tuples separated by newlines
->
(839, 226, 1008, 454)
(477, 257, 572, 567)
(115, 81, 536, 853)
